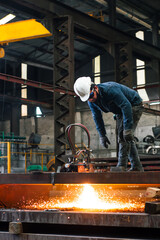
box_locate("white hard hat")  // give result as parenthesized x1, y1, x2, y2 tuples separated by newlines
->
(74, 77, 92, 102)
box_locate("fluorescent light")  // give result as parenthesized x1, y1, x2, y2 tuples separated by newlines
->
(0, 14, 16, 25)
(149, 101, 160, 106)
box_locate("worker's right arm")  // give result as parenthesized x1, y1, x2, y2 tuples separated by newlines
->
(88, 101, 106, 137)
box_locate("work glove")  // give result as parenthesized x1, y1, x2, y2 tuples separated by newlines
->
(100, 136, 111, 148)
(123, 129, 134, 142)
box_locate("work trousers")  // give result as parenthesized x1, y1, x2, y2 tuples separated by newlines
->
(116, 104, 143, 170)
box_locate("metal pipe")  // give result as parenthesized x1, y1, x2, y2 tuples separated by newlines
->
(116, 7, 151, 30)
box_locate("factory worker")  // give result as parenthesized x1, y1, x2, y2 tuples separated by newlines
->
(74, 77, 144, 172)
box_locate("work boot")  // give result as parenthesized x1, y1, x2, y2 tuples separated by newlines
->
(128, 166, 144, 172)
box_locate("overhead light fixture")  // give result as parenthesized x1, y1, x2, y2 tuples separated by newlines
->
(0, 13, 16, 25)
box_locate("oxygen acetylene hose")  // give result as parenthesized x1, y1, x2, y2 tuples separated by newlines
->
(65, 123, 90, 155)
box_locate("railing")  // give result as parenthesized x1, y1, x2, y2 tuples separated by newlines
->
(23, 149, 55, 173)
(0, 142, 55, 173)
(0, 142, 11, 173)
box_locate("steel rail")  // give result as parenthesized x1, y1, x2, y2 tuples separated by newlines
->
(0, 73, 75, 96)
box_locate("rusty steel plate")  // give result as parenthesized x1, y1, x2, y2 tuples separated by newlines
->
(0, 209, 160, 229)
(0, 172, 160, 184)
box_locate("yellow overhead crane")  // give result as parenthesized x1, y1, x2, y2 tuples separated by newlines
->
(0, 19, 52, 58)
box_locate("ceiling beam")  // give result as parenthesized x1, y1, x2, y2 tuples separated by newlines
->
(6, 0, 160, 60)
(0, 94, 52, 109)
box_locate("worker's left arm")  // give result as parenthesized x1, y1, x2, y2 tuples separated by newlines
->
(88, 101, 110, 147)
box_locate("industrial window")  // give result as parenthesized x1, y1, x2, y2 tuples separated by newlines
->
(93, 55, 101, 84)
(136, 31, 149, 101)
(21, 63, 28, 117)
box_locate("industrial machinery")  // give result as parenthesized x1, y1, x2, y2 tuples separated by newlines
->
(60, 123, 108, 173)
(60, 123, 92, 173)
(146, 126, 160, 154)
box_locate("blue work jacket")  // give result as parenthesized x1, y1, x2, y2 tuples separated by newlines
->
(88, 82, 142, 137)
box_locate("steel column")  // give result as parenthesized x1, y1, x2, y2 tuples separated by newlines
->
(115, 42, 133, 88)
(151, 58, 160, 100)
(53, 16, 75, 168)
(152, 15, 159, 47)
(11, 103, 20, 135)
